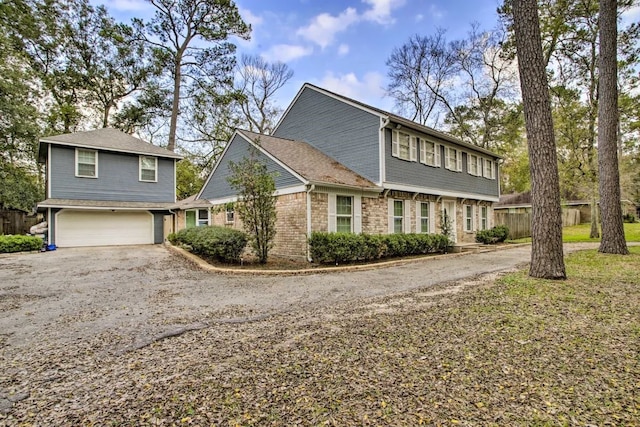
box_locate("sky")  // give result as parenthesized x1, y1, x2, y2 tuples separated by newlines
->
(96, 0, 505, 113)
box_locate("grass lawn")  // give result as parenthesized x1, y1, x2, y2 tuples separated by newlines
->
(510, 222, 640, 243)
(9, 247, 639, 425)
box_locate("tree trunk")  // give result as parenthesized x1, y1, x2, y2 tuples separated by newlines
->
(513, 0, 566, 279)
(167, 59, 181, 152)
(597, 0, 628, 254)
(590, 193, 600, 238)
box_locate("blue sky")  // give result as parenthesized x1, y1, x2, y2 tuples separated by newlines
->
(99, 0, 504, 111)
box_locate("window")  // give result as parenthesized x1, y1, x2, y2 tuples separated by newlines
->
(76, 149, 97, 178)
(483, 159, 496, 179)
(464, 205, 474, 232)
(140, 156, 157, 182)
(419, 202, 430, 233)
(197, 209, 209, 226)
(393, 200, 404, 233)
(392, 130, 417, 161)
(336, 195, 353, 233)
(420, 140, 440, 167)
(226, 207, 234, 224)
(468, 154, 481, 176)
(186, 209, 209, 228)
(445, 147, 462, 171)
(480, 206, 488, 230)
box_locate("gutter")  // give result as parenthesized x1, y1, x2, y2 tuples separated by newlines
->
(306, 184, 315, 262)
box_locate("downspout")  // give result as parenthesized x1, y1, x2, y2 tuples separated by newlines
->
(379, 117, 390, 186)
(306, 184, 315, 262)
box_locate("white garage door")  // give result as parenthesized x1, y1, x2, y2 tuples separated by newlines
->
(56, 210, 154, 247)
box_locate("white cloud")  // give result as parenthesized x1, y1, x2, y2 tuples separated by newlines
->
(415, 13, 424, 23)
(337, 44, 350, 56)
(429, 4, 444, 20)
(239, 7, 263, 27)
(362, 0, 406, 25)
(100, 0, 147, 12)
(316, 71, 388, 108)
(621, 5, 640, 27)
(296, 7, 359, 49)
(261, 44, 313, 63)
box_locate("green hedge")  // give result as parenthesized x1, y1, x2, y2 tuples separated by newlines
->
(475, 225, 510, 244)
(309, 232, 450, 264)
(169, 226, 248, 263)
(0, 235, 43, 253)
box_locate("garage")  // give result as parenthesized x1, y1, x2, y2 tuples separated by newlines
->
(55, 209, 154, 247)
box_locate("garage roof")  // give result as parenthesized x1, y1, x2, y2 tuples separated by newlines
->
(40, 128, 183, 160)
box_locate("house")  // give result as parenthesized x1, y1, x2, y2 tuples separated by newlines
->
(37, 128, 182, 247)
(198, 83, 501, 260)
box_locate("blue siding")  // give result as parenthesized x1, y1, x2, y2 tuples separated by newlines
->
(200, 134, 303, 200)
(384, 129, 500, 198)
(49, 145, 175, 202)
(274, 87, 381, 183)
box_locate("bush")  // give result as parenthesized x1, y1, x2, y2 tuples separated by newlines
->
(623, 213, 636, 223)
(0, 235, 43, 253)
(308, 232, 450, 265)
(171, 226, 247, 263)
(475, 225, 510, 244)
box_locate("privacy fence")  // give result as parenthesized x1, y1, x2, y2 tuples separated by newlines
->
(0, 209, 41, 236)
(494, 209, 581, 240)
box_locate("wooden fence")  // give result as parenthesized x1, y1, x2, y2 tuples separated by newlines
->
(0, 209, 41, 235)
(494, 209, 581, 239)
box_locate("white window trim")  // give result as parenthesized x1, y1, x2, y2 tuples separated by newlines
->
(196, 208, 210, 227)
(445, 147, 462, 172)
(419, 140, 441, 168)
(225, 207, 234, 224)
(464, 204, 473, 232)
(416, 200, 435, 234)
(139, 156, 158, 182)
(483, 159, 496, 180)
(392, 129, 417, 162)
(75, 148, 98, 178)
(468, 154, 482, 176)
(480, 205, 488, 230)
(328, 193, 361, 233)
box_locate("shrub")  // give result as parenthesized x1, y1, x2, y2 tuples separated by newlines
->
(171, 226, 247, 263)
(623, 213, 636, 223)
(0, 235, 43, 253)
(475, 225, 510, 244)
(308, 232, 450, 265)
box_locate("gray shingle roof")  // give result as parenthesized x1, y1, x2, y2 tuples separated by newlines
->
(239, 130, 380, 190)
(40, 128, 183, 159)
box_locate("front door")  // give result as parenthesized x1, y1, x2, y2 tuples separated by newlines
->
(442, 200, 457, 243)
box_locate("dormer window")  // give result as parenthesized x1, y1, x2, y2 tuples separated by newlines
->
(139, 156, 157, 182)
(444, 147, 462, 172)
(419, 140, 441, 167)
(76, 149, 97, 178)
(483, 159, 496, 179)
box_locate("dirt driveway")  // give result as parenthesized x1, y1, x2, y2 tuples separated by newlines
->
(0, 245, 535, 355)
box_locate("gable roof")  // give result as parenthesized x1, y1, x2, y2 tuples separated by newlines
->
(39, 128, 183, 159)
(238, 130, 380, 190)
(277, 83, 500, 159)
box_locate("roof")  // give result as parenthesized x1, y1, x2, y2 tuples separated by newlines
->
(37, 199, 175, 211)
(284, 83, 500, 159)
(170, 194, 213, 210)
(39, 128, 183, 160)
(238, 130, 380, 190)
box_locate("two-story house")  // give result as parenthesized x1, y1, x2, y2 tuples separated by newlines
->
(198, 83, 501, 260)
(38, 128, 182, 247)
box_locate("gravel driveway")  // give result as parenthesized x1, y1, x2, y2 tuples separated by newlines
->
(0, 244, 535, 354)
(0, 242, 572, 417)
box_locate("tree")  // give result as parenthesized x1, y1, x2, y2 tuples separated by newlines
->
(175, 158, 204, 200)
(235, 54, 293, 135)
(227, 149, 277, 264)
(597, 0, 628, 254)
(134, 0, 250, 151)
(512, 0, 566, 279)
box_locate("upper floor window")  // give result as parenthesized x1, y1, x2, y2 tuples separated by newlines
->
(336, 195, 353, 233)
(420, 140, 441, 167)
(76, 149, 97, 178)
(483, 159, 496, 179)
(140, 156, 157, 182)
(444, 147, 462, 172)
(392, 130, 417, 161)
(468, 154, 482, 176)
